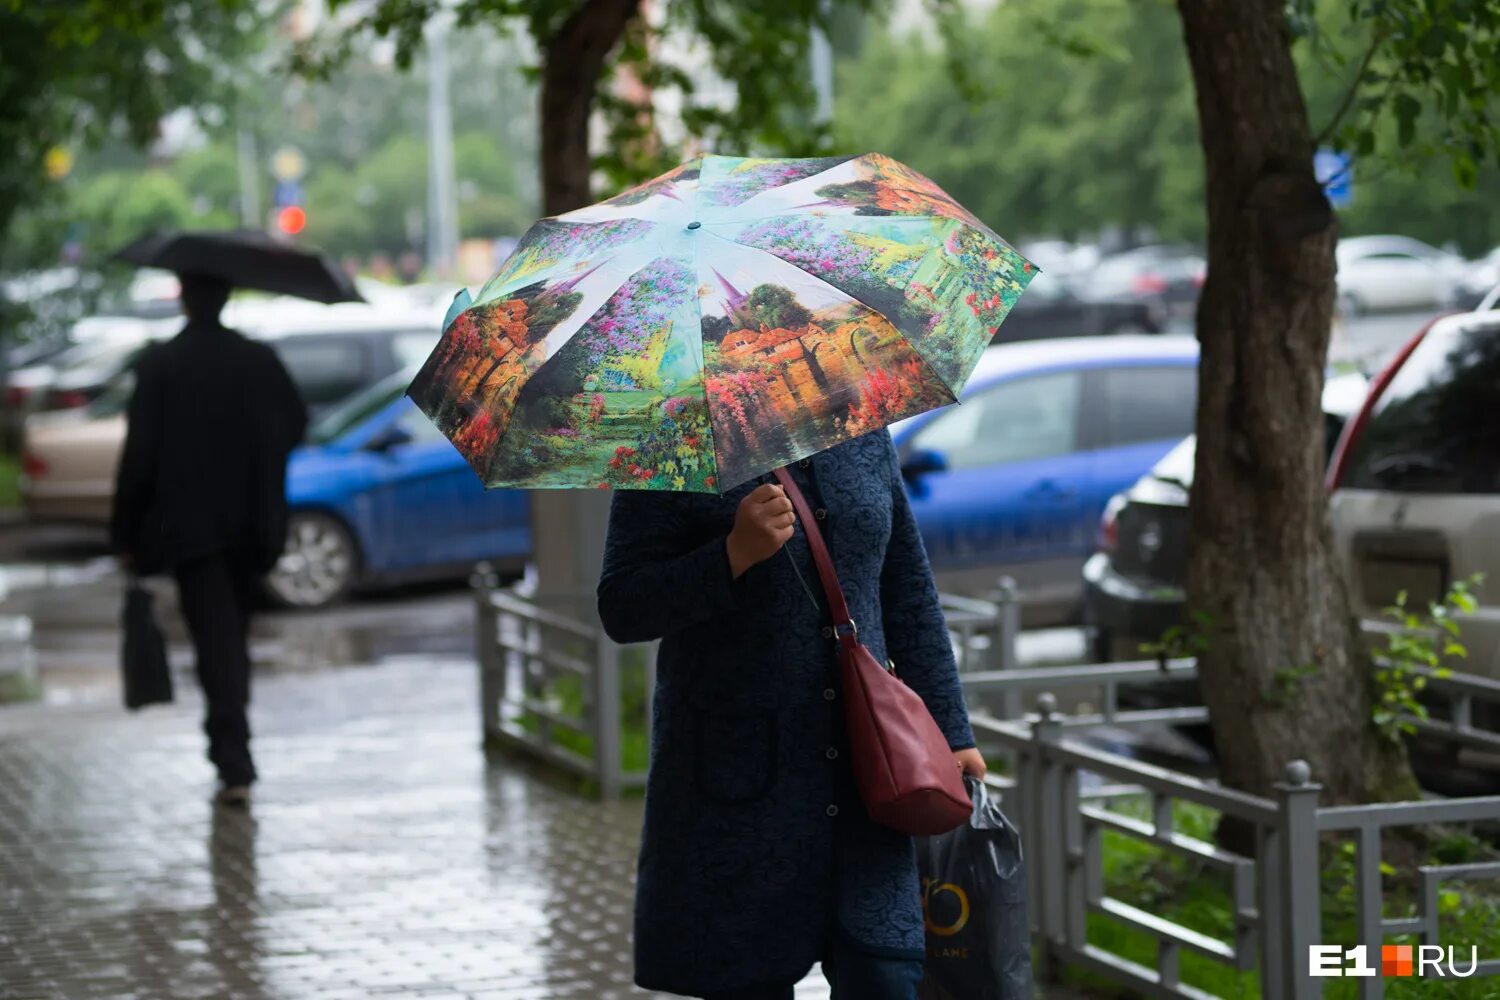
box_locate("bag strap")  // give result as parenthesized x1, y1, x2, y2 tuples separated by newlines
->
(771, 466, 856, 636)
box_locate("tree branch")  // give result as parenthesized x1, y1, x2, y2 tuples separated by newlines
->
(1312, 29, 1385, 148)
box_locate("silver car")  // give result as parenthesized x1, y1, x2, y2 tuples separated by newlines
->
(1328, 311, 1500, 681)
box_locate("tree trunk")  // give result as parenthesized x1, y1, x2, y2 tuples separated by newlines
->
(1174, 0, 1414, 803)
(539, 0, 641, 215)
(529, 0, 639, 619)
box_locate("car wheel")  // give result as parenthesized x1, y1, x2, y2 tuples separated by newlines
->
(265, 512, 359, 609)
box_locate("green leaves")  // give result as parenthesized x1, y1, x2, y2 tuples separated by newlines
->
(1304, 0, 1500, 192)
(1372, 574, 1485, 744)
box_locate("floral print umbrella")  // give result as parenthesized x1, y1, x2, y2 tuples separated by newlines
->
(408, 153, 1036, 493)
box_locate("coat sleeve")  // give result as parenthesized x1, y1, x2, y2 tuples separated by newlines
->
(877, 432, 976, 751)
(110, 349, 164, 554)
(596, 488, 750, 644)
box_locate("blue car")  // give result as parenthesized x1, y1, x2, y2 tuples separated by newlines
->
(267, 371, 531, 607)
(889, 335, 1200, 626)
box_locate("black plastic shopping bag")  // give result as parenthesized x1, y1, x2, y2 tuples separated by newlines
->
(122, 580, 173, 710)
(917, 776, 1033, 1000)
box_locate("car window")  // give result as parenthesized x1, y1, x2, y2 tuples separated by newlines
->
(306, 373, 408, 445)
(392, 331, 438, 370)
(273, 338, 369, 407)
(1099, 366, 1198, 447)
(1365, 252, 1420, 263)
(1342, 320, 1500, 495)
(908, 370, 1081, 470)
(395, 403, 448, 444)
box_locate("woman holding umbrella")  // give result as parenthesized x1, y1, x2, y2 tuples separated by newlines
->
(405, 154, 1035, 997)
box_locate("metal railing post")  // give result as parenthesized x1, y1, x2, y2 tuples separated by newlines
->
(994, 576, 1021, 720)
(593, 636, 623, 800)
(1275, 760, 1324, 1000)
(471, 562, 501, 740)
(1031, 692, 1066, 980)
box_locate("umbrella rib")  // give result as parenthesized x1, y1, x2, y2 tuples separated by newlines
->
(475, 252, 664, 486)
(687, 167, 728, 493)
(698, 227, 961, 408)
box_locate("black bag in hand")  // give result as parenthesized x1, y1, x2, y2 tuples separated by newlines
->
(122, 580, 173, 710)
(918, 776, 1033, 1000)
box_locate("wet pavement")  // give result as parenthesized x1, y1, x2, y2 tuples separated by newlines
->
(1, 650, 863, 1000)
(0, 525, 1102, 1000)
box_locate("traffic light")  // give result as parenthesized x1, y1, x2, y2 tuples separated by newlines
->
(276, 205, 306, 235)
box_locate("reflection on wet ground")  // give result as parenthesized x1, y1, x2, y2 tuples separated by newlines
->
(0, 657, 844, 999)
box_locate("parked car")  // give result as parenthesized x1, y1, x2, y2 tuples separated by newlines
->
(19, 304, 440, 525)
(267, 370, 530, 608)
(1480, 283, 1500, 313)
(1454, 248, 1500, 311)
(1081, 372, 1370, 660)
(889, 335, 1200, 625)
(995, 271, 1166, 343)
(1088, 246, 1205, 325)
(1327, 310, 1500, 682)
(1335, 236, 1468, 316)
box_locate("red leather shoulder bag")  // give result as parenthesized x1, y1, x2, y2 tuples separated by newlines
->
(771, 466, 970, 837)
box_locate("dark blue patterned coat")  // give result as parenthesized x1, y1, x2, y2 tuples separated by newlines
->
(597, 429, 976, 998)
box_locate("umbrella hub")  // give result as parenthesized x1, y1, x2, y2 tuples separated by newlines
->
(686, 220, 702, 230)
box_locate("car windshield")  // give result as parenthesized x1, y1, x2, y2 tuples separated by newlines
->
(306, 370, 413, 446)
(1151, 436, 1196, 487)
(1342, 319, 1500, 494)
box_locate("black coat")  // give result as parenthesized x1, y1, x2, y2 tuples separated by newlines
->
(597, 430, 975, 997)
(111, 320, 307, 574)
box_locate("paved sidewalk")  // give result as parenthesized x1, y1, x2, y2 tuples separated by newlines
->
(0, 655, 848, 1000)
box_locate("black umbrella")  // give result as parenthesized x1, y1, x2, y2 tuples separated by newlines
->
(115, 229, 364, 304)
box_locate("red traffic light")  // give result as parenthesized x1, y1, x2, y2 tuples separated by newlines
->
(276, 205, 307, 235)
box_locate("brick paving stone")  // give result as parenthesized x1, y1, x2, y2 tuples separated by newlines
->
(0, 656, 840, 1000)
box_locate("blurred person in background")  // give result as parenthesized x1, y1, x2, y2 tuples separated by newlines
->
(111, 273, 308, 807)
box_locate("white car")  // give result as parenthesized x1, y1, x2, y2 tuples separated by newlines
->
(1335, 235, 1468, 315)
(1328, 311, 1500, 682)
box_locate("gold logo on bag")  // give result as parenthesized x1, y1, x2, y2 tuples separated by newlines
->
(922, 877, 971, 937)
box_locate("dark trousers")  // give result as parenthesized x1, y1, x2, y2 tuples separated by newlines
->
(705, 936, 922, 1000)
(175, 551, 260, 787)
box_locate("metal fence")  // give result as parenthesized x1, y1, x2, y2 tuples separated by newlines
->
(472, 571, 1500, 998)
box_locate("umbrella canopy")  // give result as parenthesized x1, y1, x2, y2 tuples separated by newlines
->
(408, 153, 1036, 493)
(115, 229, 363, 304)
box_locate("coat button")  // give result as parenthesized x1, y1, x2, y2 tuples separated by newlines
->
(814, 508, 827, 520)
(823, 688, 836, 701)
(826, 747, 839, 760)
(821, 626, 833, 639)
(826, 804, 839, 817)
(799, 459, 811, 469)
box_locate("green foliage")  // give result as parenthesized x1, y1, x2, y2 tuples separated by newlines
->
(0, 0, 265, 266)
(1073, 794, 1500, 998)
(835, 0, 1205, 243)
(1294, 0, 1500, 190)
(1140, 610, 1214, 665)
(1267, 662, 1322, 709)
(747, 284, 813, 330)
(1374, 574, 1484, 743)
(310, 0, 879, 198)
(0, 453, 18, 508)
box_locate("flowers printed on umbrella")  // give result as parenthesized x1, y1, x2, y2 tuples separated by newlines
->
(595, 159, 702, 208)
(407, 273, 590, 478)
(404, 152, 1037, 493)
(470, 257, 720, 491)
(701, 273, 955, 488)
(699, 155, 857, 208)
(478, 217, 654, 300)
